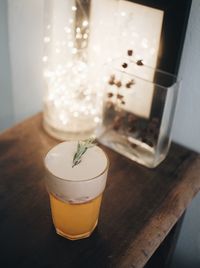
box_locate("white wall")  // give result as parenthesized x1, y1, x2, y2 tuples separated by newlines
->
(170, 1, 200, 266)
(7, 0, 44, 123)
(0, 0, 14, 130)
(172, 0, 200, 153)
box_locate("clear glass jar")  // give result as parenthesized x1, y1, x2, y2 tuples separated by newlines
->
(43, 0, 103, 140)
(98, 57, 179, 168)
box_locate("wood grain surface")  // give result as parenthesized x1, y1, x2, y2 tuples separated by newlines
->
(0, 113, 200, 268)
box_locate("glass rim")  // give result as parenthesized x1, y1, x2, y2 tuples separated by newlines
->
(44, 142, 109, 183)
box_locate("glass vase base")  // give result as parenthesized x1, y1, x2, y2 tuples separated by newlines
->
(43, 120, 95, 141)
(98, 130, 167, 168)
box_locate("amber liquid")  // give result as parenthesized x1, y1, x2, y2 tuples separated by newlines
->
(49, 193, 102, 240)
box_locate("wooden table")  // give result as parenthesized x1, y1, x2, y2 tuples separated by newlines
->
(0, 113, 200, 268)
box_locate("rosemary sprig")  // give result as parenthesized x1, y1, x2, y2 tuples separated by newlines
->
(72, 138, 96, 168)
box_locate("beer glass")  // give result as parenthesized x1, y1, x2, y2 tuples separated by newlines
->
(44, 141, 109, 240)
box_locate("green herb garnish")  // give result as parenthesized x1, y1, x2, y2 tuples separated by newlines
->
(72, 138, 96, 168)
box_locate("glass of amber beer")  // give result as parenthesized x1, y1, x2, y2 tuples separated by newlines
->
(44, 141, 109, 240)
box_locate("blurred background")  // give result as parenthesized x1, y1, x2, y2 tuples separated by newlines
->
(0, 0, 200, 267)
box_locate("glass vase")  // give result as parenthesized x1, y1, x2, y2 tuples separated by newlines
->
(98, 57, 179, 168)
(43, 0, 103, 140)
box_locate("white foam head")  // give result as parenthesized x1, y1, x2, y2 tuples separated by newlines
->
(44, 141, 109, 203)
